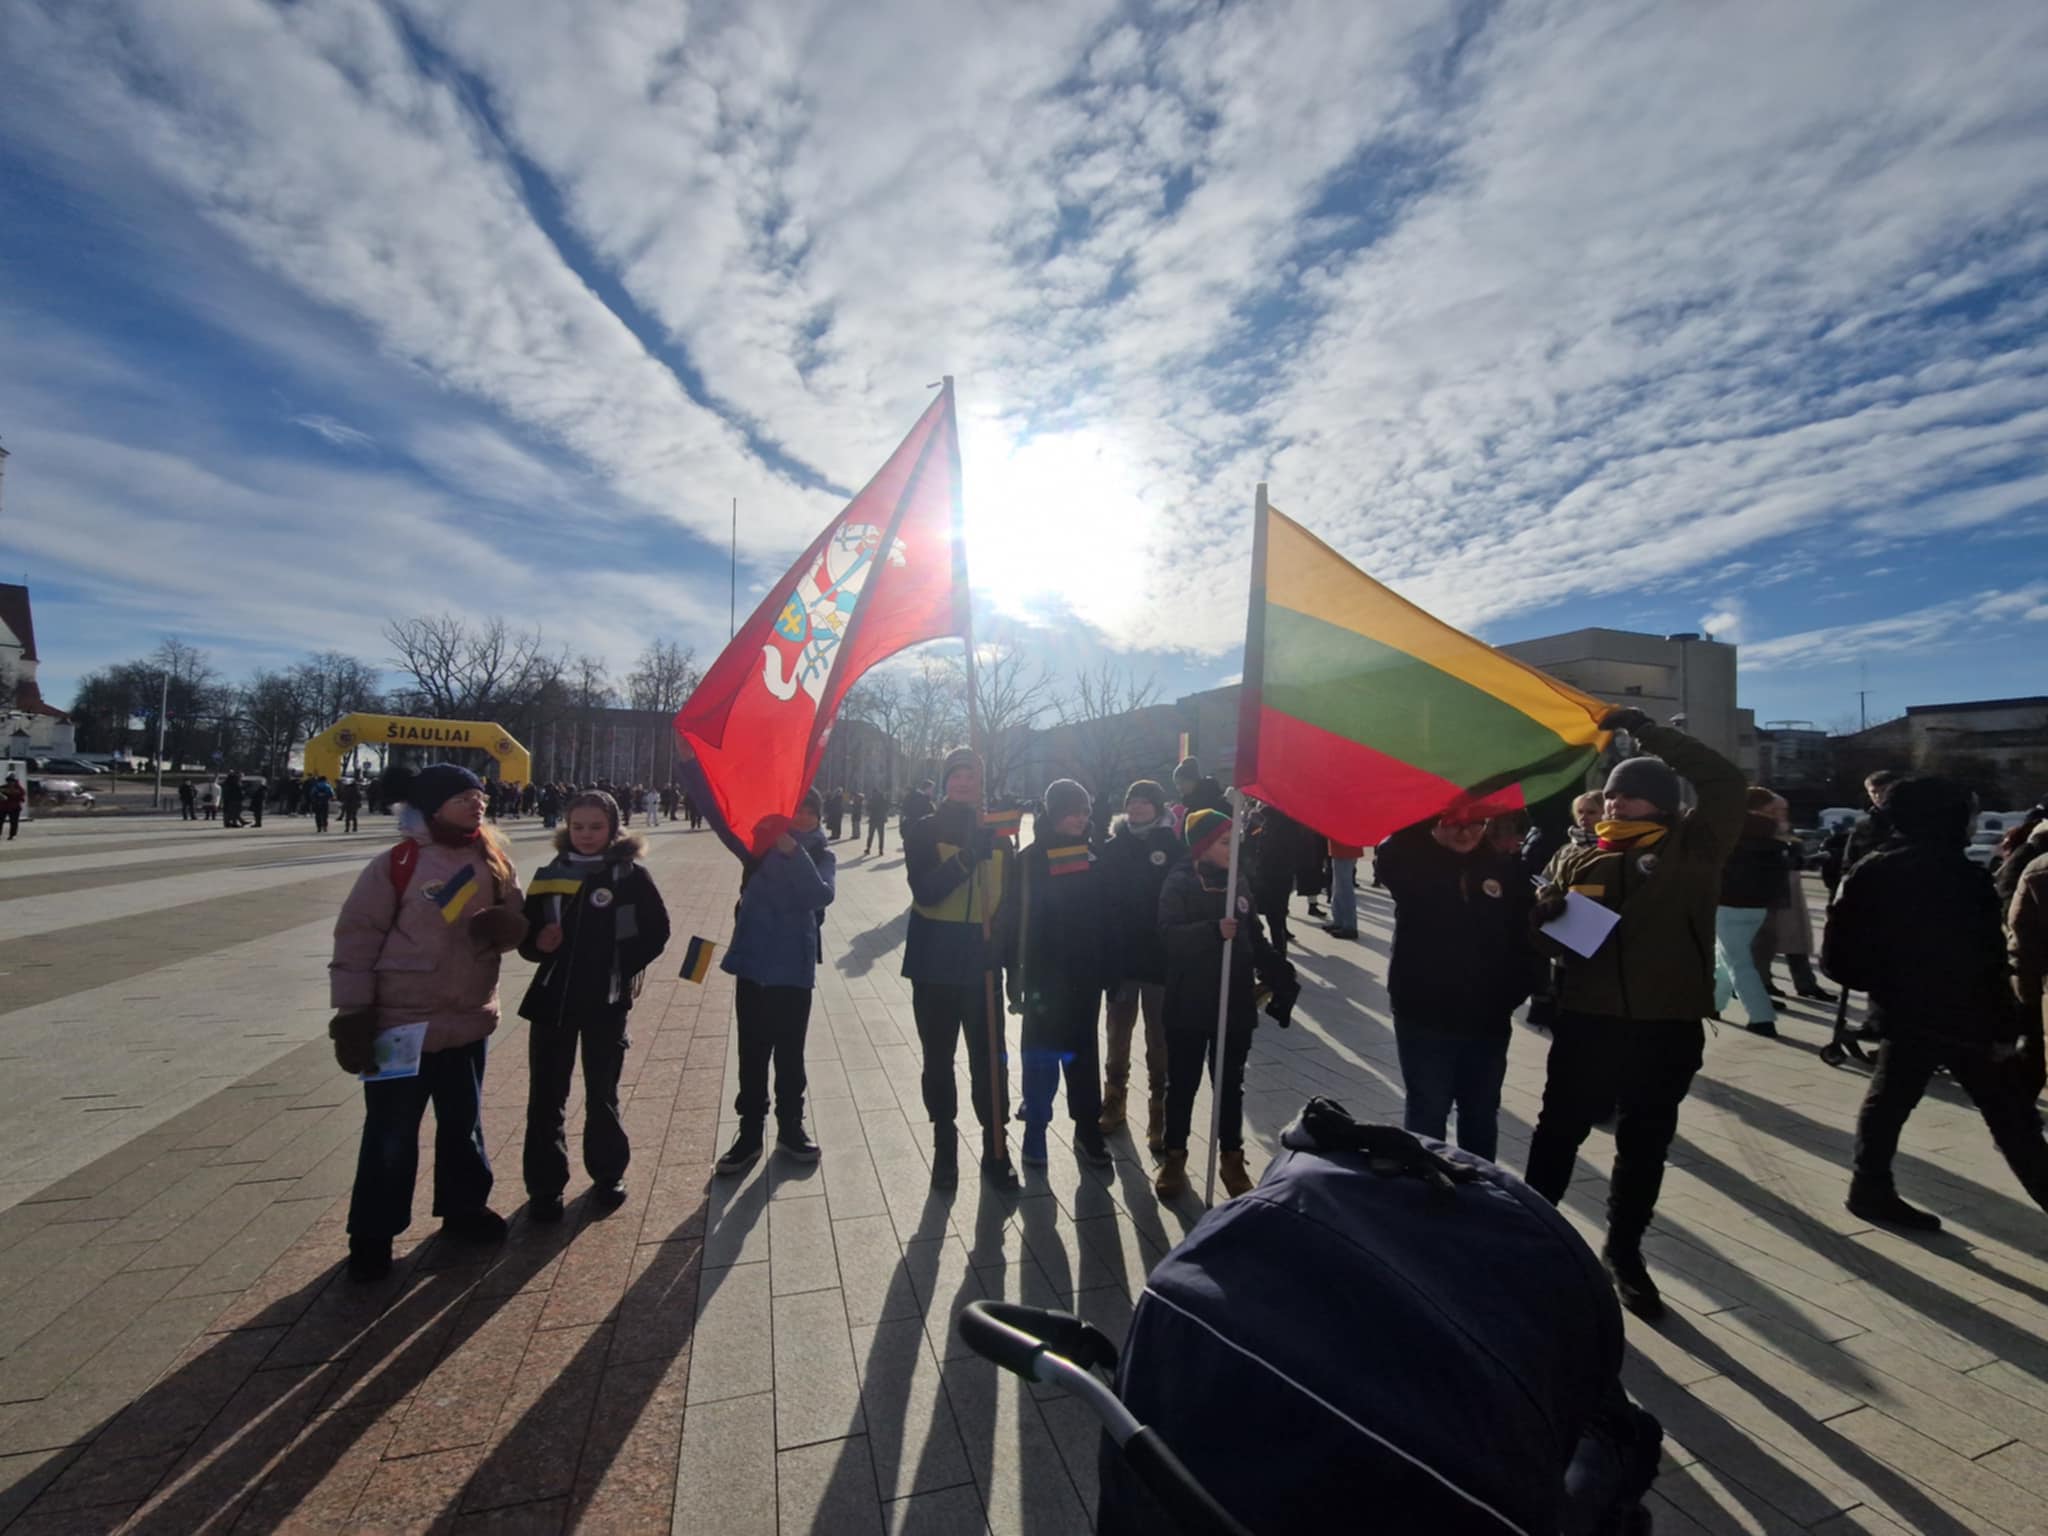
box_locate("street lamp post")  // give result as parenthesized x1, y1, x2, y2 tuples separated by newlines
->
(151, 667, 170, 809)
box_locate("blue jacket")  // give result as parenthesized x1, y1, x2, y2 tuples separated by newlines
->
(678, 761, 836, 989)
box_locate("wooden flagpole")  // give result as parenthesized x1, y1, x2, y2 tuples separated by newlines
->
(943, 376, 1007, 1172)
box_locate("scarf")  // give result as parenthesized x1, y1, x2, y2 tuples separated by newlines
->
(1596, 819, 1669, 852)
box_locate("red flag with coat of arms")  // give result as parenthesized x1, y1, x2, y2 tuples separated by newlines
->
(676, 384, 969, 851)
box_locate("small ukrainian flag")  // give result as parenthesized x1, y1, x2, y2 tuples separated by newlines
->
(680, 936, 718, 984)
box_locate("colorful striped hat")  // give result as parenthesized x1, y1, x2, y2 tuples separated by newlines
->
(1183, 807, 1231, 860)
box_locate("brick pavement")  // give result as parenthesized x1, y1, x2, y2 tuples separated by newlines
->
(2, 813, 2048, 1531)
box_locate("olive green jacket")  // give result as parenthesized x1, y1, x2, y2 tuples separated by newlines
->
(1540, 723, 1748, 1021)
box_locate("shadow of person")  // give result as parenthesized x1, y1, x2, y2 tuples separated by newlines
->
(835, 911, 910, 979)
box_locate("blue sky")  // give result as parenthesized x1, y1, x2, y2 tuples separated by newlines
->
(3, 0, 2046, 736)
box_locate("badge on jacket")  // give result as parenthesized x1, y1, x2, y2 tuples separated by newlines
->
(1150, 849, 1168, 866)
(1482, 878, 1502, 898)
(590, 887, 615, 909)
(1636, 853, 1659, 876)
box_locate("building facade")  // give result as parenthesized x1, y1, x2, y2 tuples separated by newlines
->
(0, 583, 78, 757)
(1495, 628, 1741, 765)
(1838, 697, 2048, 811)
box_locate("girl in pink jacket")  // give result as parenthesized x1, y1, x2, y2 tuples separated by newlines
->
(329, 764, 528, 1281)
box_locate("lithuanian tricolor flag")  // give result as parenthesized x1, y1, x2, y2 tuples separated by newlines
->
(1236, 492, 1611, 847)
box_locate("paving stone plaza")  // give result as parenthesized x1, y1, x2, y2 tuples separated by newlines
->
(2, 812, 2047, 1533)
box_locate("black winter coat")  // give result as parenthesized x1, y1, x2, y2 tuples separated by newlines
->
(1375, 824, 1535, 1037)
(1008, 834, 1114, 1015)
(1822, 838, 2020, 1047)
(1249, 807, 1300, 910)
(517, 845, 672, 1023)
(1159, 861, 1275, 1036)
(1720, 816, 1790, 909)
(1100, 817, 1184, 986)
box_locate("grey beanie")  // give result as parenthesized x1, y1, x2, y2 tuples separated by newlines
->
(1173, 756, 1201, 787)
(1043, 778, 1093, 824)
(1603, 756, 1682, 815)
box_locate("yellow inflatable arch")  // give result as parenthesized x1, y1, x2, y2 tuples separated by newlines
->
(302, 713, 532, 786)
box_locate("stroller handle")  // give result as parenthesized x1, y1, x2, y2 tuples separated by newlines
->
(955, 1301, 1256, 1536)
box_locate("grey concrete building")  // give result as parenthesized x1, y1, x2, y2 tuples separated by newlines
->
(1495, 627, 1741, 765)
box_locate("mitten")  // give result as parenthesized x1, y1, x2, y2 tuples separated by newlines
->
(1531, 887, 1569, 931)
(469, 904, 528, 953)
(329, 1009, 380, 1075)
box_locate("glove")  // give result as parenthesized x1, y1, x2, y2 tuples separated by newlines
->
(468, 904, 528, 953)
(329, 1009, 380, 1075)
(1531, 886, 1569, 930)
(1600, 706, 1651, 734)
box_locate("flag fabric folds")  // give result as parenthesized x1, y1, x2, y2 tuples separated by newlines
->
(1235, 500, 1612, 847)
(679, 937, 718, 984)
(676, 385, 970, 852)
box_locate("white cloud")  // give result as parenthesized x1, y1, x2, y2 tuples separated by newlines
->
(290, 413, 375, 450)
(1741, 581, 2048, 670)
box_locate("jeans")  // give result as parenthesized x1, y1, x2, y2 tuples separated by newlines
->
(0, 805, 17, 839)
(1163, 1025, 1254, 1152)
(1103, 982, 1166, 1100)
(1392, 1020, 1509, 1163)
(348, 1040, 493, 1239)
(1854, 1034, 2048, 1209)
(1713, 906, 1775, 1025)
(1524, 1014, 1705, 1252)
(913, 980, 1009, 1141)
(312, 805, 329, 832)
(524, 1009, 630, 1199)
(866, 818, 887, 855)
(734, 979, 813, 1125)
(1329, 858, 1358, 931)
(1020, 981, 1104, 1132)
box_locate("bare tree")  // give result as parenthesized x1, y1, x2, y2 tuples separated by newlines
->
(1053, 661, 1164, 804)
(961, 648, 1058, 797)
(841, 673, 908, 792)
(150, 637, 219, 769)
(241, 671, 303, 777)
(383, 615, 558, 719)
(289, 651, 382, 736)
(902, 656, 968, 786)
(624, 639, 699, 714)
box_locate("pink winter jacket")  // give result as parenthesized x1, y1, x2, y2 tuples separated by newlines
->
(329, 831, 527, 1052)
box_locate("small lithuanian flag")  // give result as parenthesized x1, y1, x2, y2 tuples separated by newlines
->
(679, 937, 718, 983)
(982, 807, 1024, 839)
(1046, 843, 1093, 877)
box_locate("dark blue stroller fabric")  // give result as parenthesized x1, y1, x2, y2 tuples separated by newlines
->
(1100, 1099, 1654, 1535)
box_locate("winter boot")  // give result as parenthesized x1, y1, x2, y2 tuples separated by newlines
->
(1074, 1129, 1115, 1168)
(931, 1124, 958, 1185)
(1602, 1245, 1664, 1321)
(1021, 1123, 1049, 1167)
(441, 1208, 508, 1245)
(777, 1118, 821, 1163)
(1098, 1084, 1128, 1136)
(347, 1236, 393, 1283)
(1847, 1179, 1942, 1232)
(1145, 1096, 1165, 1155)
(1218, 1147, 1253, 1197)
(716, 1120, 765, 1177)
(1154, 1150, 1189, 1200)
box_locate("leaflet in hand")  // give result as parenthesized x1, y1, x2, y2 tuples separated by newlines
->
(361, 1021, 429, 1081)
(1540, 892, 1621, 959)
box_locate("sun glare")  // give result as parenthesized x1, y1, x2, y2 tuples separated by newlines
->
(961, 420, 1159, 632)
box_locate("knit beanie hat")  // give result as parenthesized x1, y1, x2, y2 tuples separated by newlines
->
(1184, 807, 1232, 860)
(1043, 778, 1092, 824)
(1603, 756, 1681, 816)
(1173, 756, 1202, 789)
(1124, 779, 1169, 819)
(941, 746, 983, 793)
(799, 786, 824, 818)
(407, 764, 484, 821)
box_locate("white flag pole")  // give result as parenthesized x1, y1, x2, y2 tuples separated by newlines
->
(1202, 785, 1245, 1207)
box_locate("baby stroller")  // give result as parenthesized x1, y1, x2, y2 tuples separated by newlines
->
(958, 1098, 1661, 1535)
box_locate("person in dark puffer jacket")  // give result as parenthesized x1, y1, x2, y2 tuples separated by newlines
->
(1713, 788, 1790, 1036)
(516, 790, 671, 1220)
(1097, 780, 1183, 1151)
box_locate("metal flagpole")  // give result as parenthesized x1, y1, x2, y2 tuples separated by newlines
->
(1203, 786, 1245, 1206)
(731, 498, 738, 640)
(151, 666, 169, 808)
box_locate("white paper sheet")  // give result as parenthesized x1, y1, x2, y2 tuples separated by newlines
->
(361, 1021, 429, 1082)
(1540, 892, 1622, 959)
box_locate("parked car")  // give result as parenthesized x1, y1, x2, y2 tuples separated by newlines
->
(28, 777, 96, 809)
(1965, 829, 2003, 868)
(37, 758, 108, 775)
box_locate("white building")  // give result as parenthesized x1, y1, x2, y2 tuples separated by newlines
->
(1, 583, 78, 757)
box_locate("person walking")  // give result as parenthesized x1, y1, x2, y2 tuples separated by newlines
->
(1155, 807, 1286, 1200)
(1009, 779, 1116, 1169)
(538, 781, 561, 831)
(308, 774, 335, 833)
(903, 749, 1017, 1182)
(640, 786, 661, 832)
(1523, 710, 1745, 1320)
(1750, 798, 1833, 1002)
(178, 779, 197, 821)
(222, 770, 244, 828)
(1828, 777, 2048, 1229)
(1322, 832, 1364, 940)
(865, 786, 892, 856)
(849, 790, 864, 843)
(247, 775, 267, 828)
(696, 779, 837, 1175)
(516, 790, 671, 1217)
(0, 773, 23, 840)
(1713, 788, 1786, 1036)
(200, 778, 218, 821)
(339, 775, 363, 834)
(824, 788, 846, 841)
(1098, 780, 1180, 1150)
(1375, 810, 1533, 1163)
(327, 765, 529, 1281)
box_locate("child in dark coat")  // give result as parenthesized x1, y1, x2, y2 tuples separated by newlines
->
(1008, 779, 1116, 1169)
(517, 790, 671, 1219)
(1157, 807, 1282, 1199)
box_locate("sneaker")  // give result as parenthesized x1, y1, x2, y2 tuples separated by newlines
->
(1602, 1247, 1664, 1321)
(1021, 1124, 1049, 1167)
(441, 1209, 509, 1245)
(1075, 1133, 1115, 1169)
(528, 1195, 565, 1223)
(1746, 1021, 1779, 1038)
(1847, 1183, 1943, 1232)
(1322, 926, 1360, 939)
(593, 1181, 629, 1210)
(347, 1237, 393, 1283)
(776, 1122, 821, 1163)
(716, 1124, 764, 1177)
